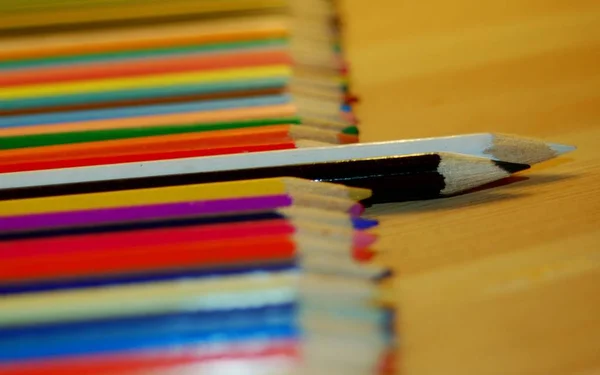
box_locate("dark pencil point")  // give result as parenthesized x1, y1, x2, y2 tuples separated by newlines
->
(492, 160, 530, 174)
(372, 269, 395, 283)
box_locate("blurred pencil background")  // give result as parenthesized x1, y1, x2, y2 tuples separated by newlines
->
(0, 0, 358, 162)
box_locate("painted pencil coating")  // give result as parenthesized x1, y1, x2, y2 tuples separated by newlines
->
(0, 339, 298, 375)
(0, 139, 304, 172)
(0, 66, 293, 101)
(0, 236, 298, 282)
(0, 49, 292, 87)
(0, 177, 371, 216)
(0, 195, 372, 234)
(0, 219, 376, 259)
(0, 104, 298, 137)
(1, 78, 289, 112)
(0, 39, 287, 71)
(0, 270, 299, 327)
(0, 16, 290, 60)
(0, 304, 299, 363)
(0, 125, 351, 161)
(1, 94, 292, 128)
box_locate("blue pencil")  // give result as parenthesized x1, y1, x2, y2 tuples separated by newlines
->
(1, 94, 291, 128)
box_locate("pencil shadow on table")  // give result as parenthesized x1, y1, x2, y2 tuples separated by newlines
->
(365, 172, 576, 216)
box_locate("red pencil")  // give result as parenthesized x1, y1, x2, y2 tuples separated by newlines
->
(1, 219, 377, 259)
(0, 124, 355, 164)
(0, 236, 298, 283)
(0, 124, 360, 173)
(0, 139, 306, 173)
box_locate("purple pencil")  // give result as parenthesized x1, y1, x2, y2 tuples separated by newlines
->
(0, 194, 368, 233)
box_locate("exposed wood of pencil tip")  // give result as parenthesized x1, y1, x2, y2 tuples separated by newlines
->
(438, 152, 530, 195)
(283, 177, 372, 201)
(486, 133, 576, 165)
(278, 205, 370, 223)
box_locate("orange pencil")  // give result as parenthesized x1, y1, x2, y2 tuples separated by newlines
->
(0, 49, 292, 87)
(0, 126, 359, 173)
(0, 138, 325, 173)
(0, 125, 353, 163)
(0, 17, 289, 61)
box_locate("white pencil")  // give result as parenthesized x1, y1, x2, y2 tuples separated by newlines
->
(0, 133, 574, 190)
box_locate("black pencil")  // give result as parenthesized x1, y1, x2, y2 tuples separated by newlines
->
(0, 153, 529, 203)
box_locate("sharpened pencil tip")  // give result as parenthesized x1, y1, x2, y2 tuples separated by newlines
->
(492, 160, 530, 174)
(348, 187, 373, 201)
(548, 142, 576, 156)
(353, 217, 379, 229)
(372, 269, 394, 283)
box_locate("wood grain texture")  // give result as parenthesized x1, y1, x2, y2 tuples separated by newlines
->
(339, 0, 600, 374)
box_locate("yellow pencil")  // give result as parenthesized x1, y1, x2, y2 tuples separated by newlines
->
(0, 15, 289, 61)
(0, 177, 371, 216)
(0, 0, 287, 31)
(0, 271, 298, 327)
(0, 270, 385, 328)
(0, 66, 291, 100)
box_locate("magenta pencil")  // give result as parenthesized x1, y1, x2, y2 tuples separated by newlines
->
(0, 194, 371, 234)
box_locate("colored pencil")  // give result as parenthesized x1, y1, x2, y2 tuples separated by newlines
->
(0, 16, 290, 61)
(0, 1, 288, 33)
(0, 153, 527, 204)
(0, 270, 383, 327)
(0, 302, 389, 364)
(0, 339, 299, 375)
(0, 196, 376, 235)
(0, 40, 287, 73)
(0, 65, 292, 101)
(1, 94, 292, 128)
(0, 125, 355, 160)
(0, 270, 299, 328)
(0, 262, 297, 295)
(0, 139, 329, 173)
(0, 78, 290, 112)
(0, 139, 329, 172)
(0, 219, 377, 259)
(0, 133, 571, 195)
(0, 49, 292, 87)
(0, 235, 377, 283)
(0, 104, 297, 136)
(0, 304, 299, 363)
(0, 206, 367, 242)
(0, 177, 371, 216)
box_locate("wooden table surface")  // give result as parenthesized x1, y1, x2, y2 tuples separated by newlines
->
(338, 1, 600, 374)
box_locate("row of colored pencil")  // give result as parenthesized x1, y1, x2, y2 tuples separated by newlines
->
(0, 0, 358, 175)
(0, 177, 395, 374)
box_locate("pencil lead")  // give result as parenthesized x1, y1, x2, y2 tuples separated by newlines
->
(491, 160, 531, 174)
(548, 142, 577, 156)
